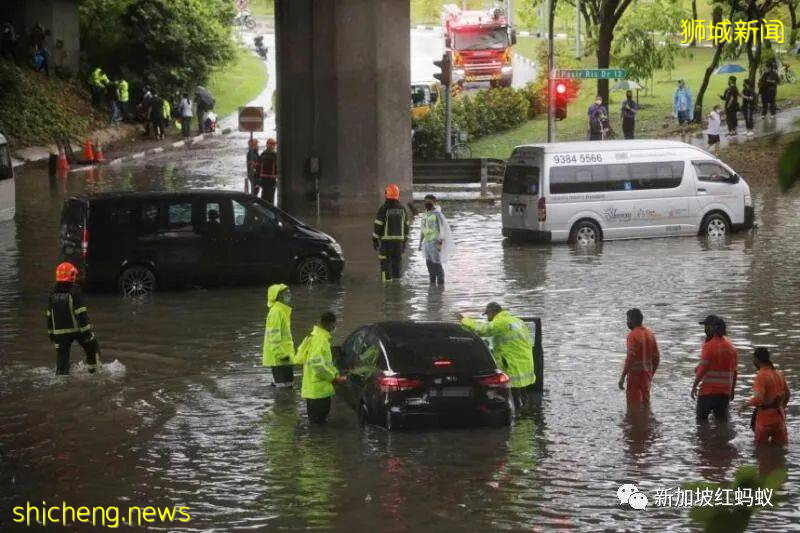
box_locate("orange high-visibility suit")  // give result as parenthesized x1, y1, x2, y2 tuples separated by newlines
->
(624, 326, 660, 406)
(748, 366, 790, 445)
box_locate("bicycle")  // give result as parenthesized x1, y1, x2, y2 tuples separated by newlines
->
(449, 129, 471, 159)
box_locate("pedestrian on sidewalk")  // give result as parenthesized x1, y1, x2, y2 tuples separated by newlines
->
(117, 77, 130, 122)
(742, 79, 756, 136)
(258, 138, 279, 204)
(705, 105, 722, 156)
(1, 22, 17, 61)
(178, 92, 193, 138)
(107, 78, 120, 124)
(759, 61, 779, 118)
(160, 97, 172, 139)
(673, 79, 694, 132)
(150, 91, 164, 140)
(587, 96, 608, 141)
(720, 76, 739, 136)
(621, 90, 638, 139)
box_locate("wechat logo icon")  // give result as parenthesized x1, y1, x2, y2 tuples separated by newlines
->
(617, 483, 649, 510)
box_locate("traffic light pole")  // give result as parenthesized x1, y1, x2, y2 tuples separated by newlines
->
(546, 0, 555, 143)
(444, 84, 452, 158)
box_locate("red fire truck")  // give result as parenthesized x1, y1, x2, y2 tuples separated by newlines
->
(442, 5, 517, 88)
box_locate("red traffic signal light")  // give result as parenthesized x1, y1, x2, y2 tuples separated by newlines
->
(554, 79, 568, 121)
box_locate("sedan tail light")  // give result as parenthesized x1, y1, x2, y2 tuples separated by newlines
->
(378, 374, 424, 392)
(477, 372, 510, 388)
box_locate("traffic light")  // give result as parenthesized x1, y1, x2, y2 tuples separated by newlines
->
(433, 52, 453, 86)
(555, 80, 567, 120)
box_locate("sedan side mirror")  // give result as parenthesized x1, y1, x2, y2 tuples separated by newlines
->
(725, 175, 740, 184)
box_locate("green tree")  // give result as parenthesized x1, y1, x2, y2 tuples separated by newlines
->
(80, 0, 235, 94)
(779, 132, 800, 190)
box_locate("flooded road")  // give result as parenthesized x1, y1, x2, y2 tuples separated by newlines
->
(1, 138, 799, 531)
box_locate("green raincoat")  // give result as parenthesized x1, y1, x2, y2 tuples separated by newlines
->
(262, 284, 294, 367)
(461, 310, 535, 388)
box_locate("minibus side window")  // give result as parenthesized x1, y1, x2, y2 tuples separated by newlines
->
(0, 145, 12, 180)
(692, 162, 733, 182)
(630, 161, 683, 190)
(503, 165, 539, 195)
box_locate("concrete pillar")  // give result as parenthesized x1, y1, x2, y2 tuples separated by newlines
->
(5, 0, 80, 76)
(275, 0, 412, 215)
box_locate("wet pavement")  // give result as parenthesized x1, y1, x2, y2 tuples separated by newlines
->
(1, 133, 800, 531)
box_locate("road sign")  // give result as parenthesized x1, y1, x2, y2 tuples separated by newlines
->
(238, 106, 264, 132)
(553, 68, 627, 80)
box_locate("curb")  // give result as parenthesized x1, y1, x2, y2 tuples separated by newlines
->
(415, 25, 438, 32)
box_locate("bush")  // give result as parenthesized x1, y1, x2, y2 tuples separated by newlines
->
(412, 86, 532, 159)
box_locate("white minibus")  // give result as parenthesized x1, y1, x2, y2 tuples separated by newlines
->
(0, 133, 14, 223)
(501, 140, 753, 244)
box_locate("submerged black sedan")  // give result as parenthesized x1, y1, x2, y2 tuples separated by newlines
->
(334, 321, 514, 429)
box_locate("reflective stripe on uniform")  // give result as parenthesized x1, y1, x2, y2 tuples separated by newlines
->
(381, 235, 405, 241)
(509, 371, 536, 386)
(50, 327, 80, 335)
(74, 307, 87, 315)
(374, 219, 384, 226)
(630, 362, 652, 372)
(372, 233, 381, 239)
(702, 370, 734, 384)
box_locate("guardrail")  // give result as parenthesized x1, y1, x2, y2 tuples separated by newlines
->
(413, 158, 505, 196)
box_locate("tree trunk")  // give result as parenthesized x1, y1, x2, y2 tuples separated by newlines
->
(694, 3, 737, 122)
(747, 36, 762, 87)
(790, 2, 798, 46)
(690, 0, 698, 46)
(580, 4, 594, 41)
(596, 25, 613, 106)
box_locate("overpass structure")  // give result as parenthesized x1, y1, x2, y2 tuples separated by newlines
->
(274, 0, 412, 215)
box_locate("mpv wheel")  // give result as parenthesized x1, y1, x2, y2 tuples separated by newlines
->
(119, 266, 157, 297)
(571, 220, 601, 246)
(702, 213, 729, 239)
(294, 257, 331, 285)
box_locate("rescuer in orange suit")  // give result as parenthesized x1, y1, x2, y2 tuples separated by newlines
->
(618, 308, 660, 407)
(691, 315, 738, 423)
(739, 347, 790, 446)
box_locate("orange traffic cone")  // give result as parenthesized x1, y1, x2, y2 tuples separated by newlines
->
(94, 140, 104, 162)
(83, 139, 94, 163)
(57, 145, 70, 173)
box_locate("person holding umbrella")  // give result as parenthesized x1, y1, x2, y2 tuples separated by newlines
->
(620, 90, 638, 139)
(720, 76, 740, 136)
(194, 86, 216, 134)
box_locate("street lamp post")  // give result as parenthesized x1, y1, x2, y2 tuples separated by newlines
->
(576, 0, 582, 59)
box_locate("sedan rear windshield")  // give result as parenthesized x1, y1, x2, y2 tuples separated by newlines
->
(385, 333, 496, 375)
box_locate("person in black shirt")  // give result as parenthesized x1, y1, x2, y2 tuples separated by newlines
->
(759, 61, 779, 118)
(742, 79, 756, 135)
(720, 76, 739, 135)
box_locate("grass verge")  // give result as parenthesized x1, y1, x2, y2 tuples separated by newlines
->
(472, 41, 800, 158)
(0, 60, 105, 149)
(207, 46, 268, 119)
(719, 132, 799, 188)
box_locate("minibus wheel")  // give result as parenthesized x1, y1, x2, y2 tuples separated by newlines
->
(701, 212, 730, 238)
(570, 220, 602, 246)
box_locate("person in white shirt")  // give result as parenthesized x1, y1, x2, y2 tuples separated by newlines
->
(178, 93, 193, 138)
(705, 105, 721, 155)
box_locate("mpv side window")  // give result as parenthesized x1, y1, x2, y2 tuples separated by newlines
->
(693, 161, 733, 182)
(233, 199, 278, 230)
(202, 201, 223, 225)
(141, 203, 159, 231)
(341, 329, 368, 370)
(165, 202, 194, 233)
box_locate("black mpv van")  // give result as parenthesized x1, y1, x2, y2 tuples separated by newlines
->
(60, 190, 344, 296)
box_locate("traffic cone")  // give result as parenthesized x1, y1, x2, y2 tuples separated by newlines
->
(94, 140, 104, 162)
(83, 139, 94, 163)
(57, 145, 70, 173)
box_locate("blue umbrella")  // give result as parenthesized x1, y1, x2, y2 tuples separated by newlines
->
(714, 64, 747, 75)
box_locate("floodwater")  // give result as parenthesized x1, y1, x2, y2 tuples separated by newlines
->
(1, 138, 800, 531)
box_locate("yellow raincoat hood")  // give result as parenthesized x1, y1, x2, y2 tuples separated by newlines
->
(267, 284, 289, 308)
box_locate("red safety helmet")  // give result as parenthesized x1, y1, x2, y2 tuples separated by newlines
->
(385, 184, 400, 200)
(266, 138, 277, 147)
(55, 262, 78, 283)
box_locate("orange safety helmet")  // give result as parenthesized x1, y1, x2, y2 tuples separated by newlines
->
(266, 138, 277, 147)
(248, 138, 259, 149)
(385, 183, 400, 200)
(55, 262, 79, 283)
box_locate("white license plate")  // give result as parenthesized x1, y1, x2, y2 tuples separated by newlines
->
(429, 387, 472, 398)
